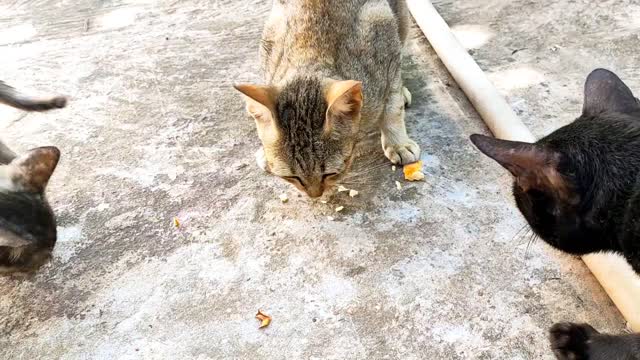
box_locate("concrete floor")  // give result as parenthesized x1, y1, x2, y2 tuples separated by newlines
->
(0, 0, 635, 359)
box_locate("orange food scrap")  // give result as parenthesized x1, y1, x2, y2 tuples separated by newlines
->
(173, 217, 181, 228)
(403, 161, 425, 181)
(256, 310, 272, 328)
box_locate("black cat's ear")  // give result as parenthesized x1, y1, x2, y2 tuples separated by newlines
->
(470, 134, 567, 195)
(583, 69, 640, 116)
(8, 146, 60, 193)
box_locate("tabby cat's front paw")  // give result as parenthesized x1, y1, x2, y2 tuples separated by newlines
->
(402, 86, 412, 108)
(550, 322, 599, 360)
(383, 139, 421, 165)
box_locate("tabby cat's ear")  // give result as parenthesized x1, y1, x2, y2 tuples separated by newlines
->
(470, 134, 568, 195)
(7, 147, 60, 193)
(234, 84, 278, 123)
(324, 80, 363, 135)
(583, 69, 640, 116)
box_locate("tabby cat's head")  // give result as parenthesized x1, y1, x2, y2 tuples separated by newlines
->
(471, 69, 640, 254)
(0, 147, 60, 272)
(235, 76, 363, 197)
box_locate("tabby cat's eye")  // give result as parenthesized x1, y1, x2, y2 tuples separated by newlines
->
(322, 173, 339, 180)
(284, 176, 305, 186)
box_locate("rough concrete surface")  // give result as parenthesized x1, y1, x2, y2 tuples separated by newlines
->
(0, 0, 635, 359)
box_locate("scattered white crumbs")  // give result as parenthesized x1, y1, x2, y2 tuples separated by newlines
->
(320, 200, 328, 204)
(337, 185, 349, 192)
(279, 193, 289, 203)
(392, 165, 397, 172)
(335, 206, 344, 212)
(327, 216, 335, 221)
(349, 189, 359, 197)
(395, 181, 402, 190)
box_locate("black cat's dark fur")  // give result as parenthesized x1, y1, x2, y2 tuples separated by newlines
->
(471, 69, 640, 360)
(0, 80, 63, 274)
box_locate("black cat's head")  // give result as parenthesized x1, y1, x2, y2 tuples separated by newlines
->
(470, 69, 640, 254)
(0, 147, 60, 272)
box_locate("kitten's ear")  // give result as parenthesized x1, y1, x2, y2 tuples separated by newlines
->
(470, 134, 566, 194)
(583, 69, 640, 116)
(234, 84, 278, 123)
(324, 80, 363, 134)
(8, 146, 60, 193)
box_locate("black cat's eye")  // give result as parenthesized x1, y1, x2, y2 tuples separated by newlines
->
(322, 173, 339, 180)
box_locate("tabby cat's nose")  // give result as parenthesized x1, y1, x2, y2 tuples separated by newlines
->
(306, 185, 324, 198)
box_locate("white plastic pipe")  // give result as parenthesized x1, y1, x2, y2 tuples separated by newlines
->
(406, 0, 640, 331)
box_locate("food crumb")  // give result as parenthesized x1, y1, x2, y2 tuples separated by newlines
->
(279, 194, 289, 203)
(392, 165, 397, 172)
(395, 181, 402, 190)
(173, 217, 180, 228)
(349, 189, 359, 197)
(403, 161, 425, 181)
(327, 216, 335, 221)
(320, 200, 328, 204)
(337, 185, 349, 192)
(256, 310, 272, 329)
(335, 206, 344, 212)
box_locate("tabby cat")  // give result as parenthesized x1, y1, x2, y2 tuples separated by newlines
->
(234, 0, 420, 197)
(471, 69, 640, 359)
(0, 80, 64, 273)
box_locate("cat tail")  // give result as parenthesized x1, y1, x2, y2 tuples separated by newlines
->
(0, 81, 67, 112)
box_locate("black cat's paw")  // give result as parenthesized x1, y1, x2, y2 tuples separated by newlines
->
(549, 322, 599, 360)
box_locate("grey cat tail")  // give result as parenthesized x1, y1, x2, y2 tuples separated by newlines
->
(0, 81, 67, 112)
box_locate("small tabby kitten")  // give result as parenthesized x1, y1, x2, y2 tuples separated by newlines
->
(235, 0, 420, 197)
(471, 69, 640, 360)
(0, 80, 64, 273)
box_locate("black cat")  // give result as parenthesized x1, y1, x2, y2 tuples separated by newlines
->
(0, 81, 64, 273)
(470, 69, 640, 360)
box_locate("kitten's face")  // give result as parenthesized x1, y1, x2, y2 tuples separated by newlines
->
(0, 147, 59, 272)
(236, 76, 363, 197)
(471, 69, 640, 255)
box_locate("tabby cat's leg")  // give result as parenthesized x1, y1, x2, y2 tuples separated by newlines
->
(380, 87, 420, 165)
(550, 322, 640, 360)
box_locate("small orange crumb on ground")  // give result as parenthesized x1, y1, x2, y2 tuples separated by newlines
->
(173, 217, 181, 228)
(403, 161, 425, 181)
(256, 310, 272, 328)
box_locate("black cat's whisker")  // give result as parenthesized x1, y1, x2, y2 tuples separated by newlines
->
(524, 231, 539, 257)
(518, 227, 534, 249)
(512, 224, 529, 244)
